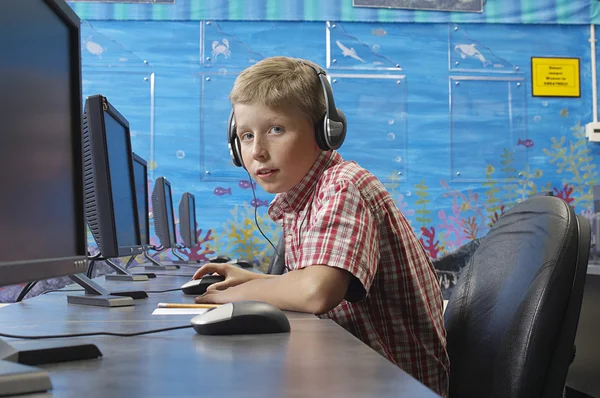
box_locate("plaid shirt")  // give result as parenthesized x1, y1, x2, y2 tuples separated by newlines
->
(269, 151, 449, 397)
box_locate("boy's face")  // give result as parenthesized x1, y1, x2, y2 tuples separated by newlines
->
(233, 101, 322, 194)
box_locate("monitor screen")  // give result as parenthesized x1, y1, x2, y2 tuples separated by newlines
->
(165, 182, 177, 247)
(104, 111, 138, 248)
(133, 156, 149, 245)
(0, 0, 86, 285)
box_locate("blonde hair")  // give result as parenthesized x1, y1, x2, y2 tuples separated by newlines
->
(229, 57, 326, 124)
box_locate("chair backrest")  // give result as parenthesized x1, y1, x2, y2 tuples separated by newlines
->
(267, 234, 286, 275)
(444, 196, 591, 398)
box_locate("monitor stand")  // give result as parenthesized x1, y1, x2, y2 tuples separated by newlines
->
(164, 247, 202, 265)
(66, 273, 147, 307)
(0, 358, 50, 396)
(143, 248, 180, 271)
(104, 258, 150, 281)
(0, 337, 102, 396)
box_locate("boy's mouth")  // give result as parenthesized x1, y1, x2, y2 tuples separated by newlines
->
(256, 168, 279, 179)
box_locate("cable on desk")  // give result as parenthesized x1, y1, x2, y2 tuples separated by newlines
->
(41, 287, 182, 294)
(42, 289, 85, 294)
(146, 288, 181, 293)
(0, 325, 193, 340)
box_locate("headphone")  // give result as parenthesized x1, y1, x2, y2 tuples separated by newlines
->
(227, 61, 347, 168)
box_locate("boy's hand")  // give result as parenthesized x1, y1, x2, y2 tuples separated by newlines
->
(195, 289, 231, 304)
(192, 263, 258, 292)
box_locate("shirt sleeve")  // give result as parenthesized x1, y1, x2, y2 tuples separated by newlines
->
(295, 179, 379, 301)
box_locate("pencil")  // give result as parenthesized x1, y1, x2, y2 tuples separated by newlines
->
(157, 303, 221, 309)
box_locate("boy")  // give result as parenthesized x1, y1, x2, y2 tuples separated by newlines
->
(193, 57, 449, 397)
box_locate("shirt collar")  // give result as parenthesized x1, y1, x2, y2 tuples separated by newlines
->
(269, 150, 341, 221)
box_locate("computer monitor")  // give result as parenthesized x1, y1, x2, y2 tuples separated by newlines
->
(593, 185, 600, 214)
(152, 177, 177, 249)
(0, 0, 87, 287)
(179, 193, 198, 248)
(0, 0, 90, 394)
(82, 94, 142, 258)
(101, 152, 152, 282)
(132, 153, 150, 247)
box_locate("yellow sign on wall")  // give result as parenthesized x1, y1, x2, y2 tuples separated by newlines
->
(531, 57, 580, 97)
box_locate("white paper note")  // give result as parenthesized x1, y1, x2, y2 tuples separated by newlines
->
(152, 308, 209, 315)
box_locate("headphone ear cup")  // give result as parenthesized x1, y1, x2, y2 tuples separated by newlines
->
(314, 116, 330, 151)
(228, 110, 243, 167)
(327, 108, 346, 150)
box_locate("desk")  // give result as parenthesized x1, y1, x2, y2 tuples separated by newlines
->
(0, 273, 438, 398)
(566, 269, 600, 398)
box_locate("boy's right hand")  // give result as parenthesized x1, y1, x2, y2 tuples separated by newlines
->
(192, 263, 257, 292)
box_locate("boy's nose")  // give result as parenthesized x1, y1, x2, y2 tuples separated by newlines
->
(251, 141, 269, 161)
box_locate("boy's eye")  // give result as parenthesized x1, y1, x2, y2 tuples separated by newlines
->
(240, 132, 254, 141)
(270, 126, 284, 134)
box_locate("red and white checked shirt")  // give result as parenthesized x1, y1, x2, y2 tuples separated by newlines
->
(269, 151, 450, 397)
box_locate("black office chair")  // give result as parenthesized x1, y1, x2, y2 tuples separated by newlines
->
(444, 196, 591, 398)
(267, 234, 286, 275)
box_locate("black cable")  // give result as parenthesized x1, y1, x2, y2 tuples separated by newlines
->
(248, 168, 278, 253)
(89, 252, 103, 260)
(16, 281, 38, 302)
(0, 325, 193, 340)
(175, 263, 202, 269)
(42, 289, 85, 294)
(43, 287, 181, 294)
(147, 245, 164, 252)
(124, 255, 137, 270)
(146, 288, 181, 293)
(86, 259, 96, 278)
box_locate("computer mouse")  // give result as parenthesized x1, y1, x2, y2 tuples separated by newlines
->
(190, 301, 291, 335)
(207, 255, 231, 263)
(181, 275, 226, 295)
(233, 259, 254, 268)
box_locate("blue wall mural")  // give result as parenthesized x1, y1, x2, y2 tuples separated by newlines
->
(4, 1, 600, 301)
(75, 19, 600, 270)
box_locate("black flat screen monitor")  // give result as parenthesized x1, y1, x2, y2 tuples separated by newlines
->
(178, 193, 198, 248)
(132, 153, 150, 246)
(152, 177, 177, 249)
(0, 0, 87, 287)
(83, 94, 141, 258)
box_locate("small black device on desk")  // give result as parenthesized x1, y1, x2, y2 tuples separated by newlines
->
(181, 276, 226, 295)
(207, 255, 231, 263)
(190, 301, 291, 335)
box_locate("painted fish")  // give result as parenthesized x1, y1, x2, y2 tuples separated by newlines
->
(238, 180, 256, 189)
(517, 139, 534, 148)
(371, 28, 387, 37)
(250, 198, 270, 208)
(213, 187, 232, 196)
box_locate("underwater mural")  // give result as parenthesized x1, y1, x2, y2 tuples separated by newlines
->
(3, 16, 600, 302)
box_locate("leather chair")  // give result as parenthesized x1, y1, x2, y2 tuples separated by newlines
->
(444, 196, 591, 398)
(267, 234, 286, 275)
